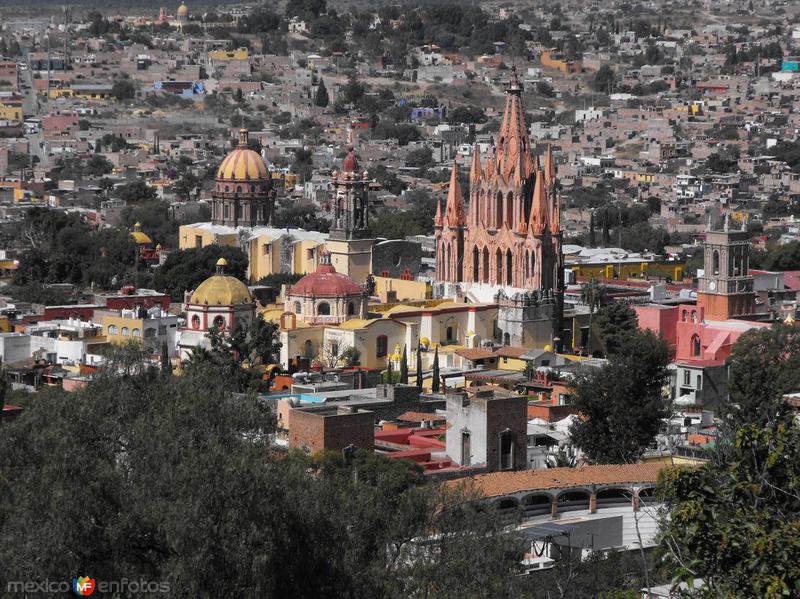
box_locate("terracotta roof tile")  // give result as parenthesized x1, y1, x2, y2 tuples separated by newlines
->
(455, 348, 495, 360)
(396, 411, 446, 423)
(448, 464, 669, 498)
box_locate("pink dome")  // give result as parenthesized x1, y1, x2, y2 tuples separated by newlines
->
(342, 146, 359, 172)
(289, 252, 362, 297)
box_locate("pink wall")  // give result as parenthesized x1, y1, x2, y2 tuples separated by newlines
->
(634, 304, 678, 349)
(636, 303, 769, 363)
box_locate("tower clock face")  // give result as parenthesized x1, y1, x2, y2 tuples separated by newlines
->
(709, 281, 716, 291)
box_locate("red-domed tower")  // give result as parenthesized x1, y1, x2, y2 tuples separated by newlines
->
(211, 128, 275, 227)
(326, 146, 374, 284)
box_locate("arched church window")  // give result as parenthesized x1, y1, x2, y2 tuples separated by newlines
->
(347, 302, 355, 315)
(236, 185, 243, 193)
(712, 250, 719, 275)
(472, 247, 480, 283)
(191, 315, 200, 330)
(691, 334, 701, 357)
(495, 192, 503, 229)
(506, 192, 513, 228)
(213, 315, 226, 330)
(317, 302, 331, 316)
(294, 301, 302, 314)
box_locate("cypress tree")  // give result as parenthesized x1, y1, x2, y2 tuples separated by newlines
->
(399, 345, 408, 384)
(415, 344, 423, 389)
(160, 341, 172, 375)
(431, 347, 440, 393)
(314, 78, 329, 108)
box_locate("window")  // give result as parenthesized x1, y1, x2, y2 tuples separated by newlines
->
(213, 315, 226, 330)
(712, 250, 719, 275)
(446, 326, 455, 343)
(461, 431, 471, 467)
(145, 328, 156, 338)
(683, 369, 690, 386)
(697, 375, 702, 390)
(499, 430, 514, 470)
(294, 301, 302, 314)
(121, 327, 130, 336)
(317, 302, 330, 316)
(692, 334, 701, 356)
(195, 235, 203, 248)
(681, 309, 688, 322)
(107, 325, 118, 335)
(191, 315, 201, 330)
(691, 311, 697, 323)
(262, 244, 270, 256)
(132, 328, 141, 338)
(347, 302, 355, 315)
(376, 335, 388, 357)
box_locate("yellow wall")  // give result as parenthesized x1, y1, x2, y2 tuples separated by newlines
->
(0, 106, 22, 121)
(208, 47, 249, 60)
(569, 261, 684, 282)
(497, 356, 526, 371)
(100, 314, 146, 345)
(373, 277, 429, 303)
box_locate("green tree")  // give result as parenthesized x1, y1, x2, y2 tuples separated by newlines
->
(659, 421, 800, 598)
(117, 180, 157, 203)
(579, 277, 607, 353)
(187, 318, 282, 392)
(405, 146, 434, 169)
(399, 344, 409, 384)
(569, 330, 672, 463)
(111, 79, 136, 101)
(153, 245, 249, 300)
(725, 323, 800, 427)
(595, 303, 639, 356)
(592, 64, 616, 93)
(415, 344, 423, 388)
(314, 77, 329, 108)
(431, 346, 440, 393)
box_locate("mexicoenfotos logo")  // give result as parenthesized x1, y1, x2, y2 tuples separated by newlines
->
(72, 576, 96, 596)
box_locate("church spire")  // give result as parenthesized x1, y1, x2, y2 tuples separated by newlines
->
(529, 170, 549, 235)
(434, 197, 443, 228)
(444, 161, 466, 227)
(470, 144, 482, 182)
(544, 143, 556, 187)
(495, 66, 533, 183)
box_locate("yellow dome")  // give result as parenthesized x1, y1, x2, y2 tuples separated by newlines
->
(177, 2, 188, 16)
(216, 257, 228, 267)
(216, 147, 269, 182)
(131, 231, 153, 244)
(216, 130, 268, 183)
(189, 275, 252, 305)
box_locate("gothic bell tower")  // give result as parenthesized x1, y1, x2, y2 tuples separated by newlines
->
(326, 146, 374, 283)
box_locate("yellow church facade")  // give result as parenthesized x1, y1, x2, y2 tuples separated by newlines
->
(178, 223, 328, 282)
(272, 300, 498, 372)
